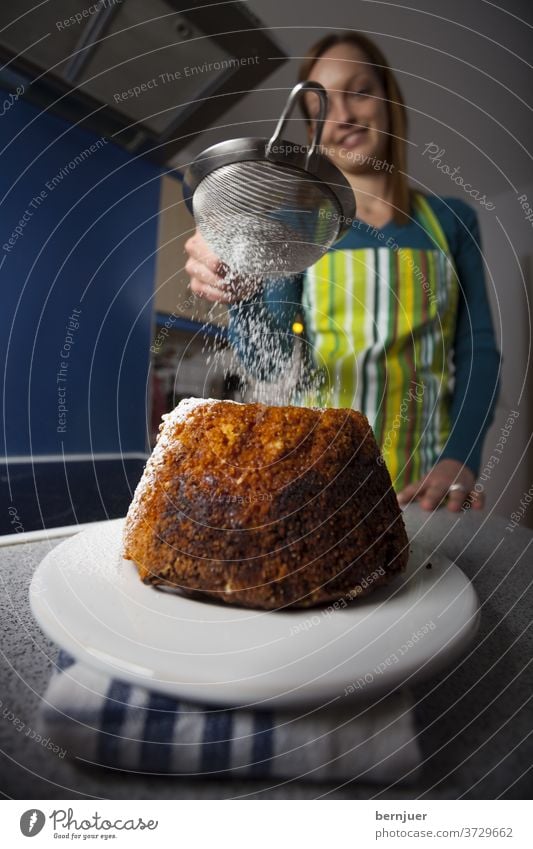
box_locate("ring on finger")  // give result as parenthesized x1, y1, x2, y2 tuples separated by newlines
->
(448, 483, 469, 494)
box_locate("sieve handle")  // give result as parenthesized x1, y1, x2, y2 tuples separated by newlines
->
(266, 81, 328, 167)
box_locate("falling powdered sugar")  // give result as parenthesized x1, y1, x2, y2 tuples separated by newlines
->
(202, 265, 326, 407)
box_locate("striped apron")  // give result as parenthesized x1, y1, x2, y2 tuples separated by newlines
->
(301, 193, 459, 491)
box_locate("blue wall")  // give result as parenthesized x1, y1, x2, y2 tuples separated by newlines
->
(0, 93, 162, 456)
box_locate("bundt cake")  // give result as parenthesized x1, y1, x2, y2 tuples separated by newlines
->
(123, 398, 409, 609)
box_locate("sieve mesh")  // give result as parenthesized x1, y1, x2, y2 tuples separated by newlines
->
(193, 160, 342, 276)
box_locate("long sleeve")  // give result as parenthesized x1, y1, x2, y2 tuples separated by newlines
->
(440, 201, 501, 475)
(227, 275, 303, 381)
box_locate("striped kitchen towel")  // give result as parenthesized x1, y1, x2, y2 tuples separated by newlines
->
(37, 650, 422, 783)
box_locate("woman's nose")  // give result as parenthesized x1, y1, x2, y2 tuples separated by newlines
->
(327, 92, 354, 127)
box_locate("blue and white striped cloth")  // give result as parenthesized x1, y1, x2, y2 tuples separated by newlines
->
(38, 650, 421, 783)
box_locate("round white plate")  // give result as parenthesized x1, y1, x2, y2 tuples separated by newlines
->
(30, 518, 479, 708)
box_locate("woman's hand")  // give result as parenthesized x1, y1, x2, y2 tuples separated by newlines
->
(185, 230, 237, 303)
(185, 230, 262, 304)
(397, 459, 484, 512)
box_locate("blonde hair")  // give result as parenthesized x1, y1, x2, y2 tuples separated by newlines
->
(298, 32, 411, 224)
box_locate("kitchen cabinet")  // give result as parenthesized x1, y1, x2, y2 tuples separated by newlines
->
(0, 92, 161, 459)
(0, 90, 162, 530)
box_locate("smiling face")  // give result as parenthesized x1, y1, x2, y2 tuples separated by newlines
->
(304, 43, 390, 174)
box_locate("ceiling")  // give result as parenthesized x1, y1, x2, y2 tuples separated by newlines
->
(0, 0, 287, 162)
(174, 0, 533, 200)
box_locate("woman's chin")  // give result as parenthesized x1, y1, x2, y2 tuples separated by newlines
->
(336, 156, 382, 176)
(331, 145, 383, 172)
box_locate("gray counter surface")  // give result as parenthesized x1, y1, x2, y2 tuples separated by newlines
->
(0, 505, 531, 799)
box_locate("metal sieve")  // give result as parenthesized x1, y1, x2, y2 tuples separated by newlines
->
(183, 82, 356, 277)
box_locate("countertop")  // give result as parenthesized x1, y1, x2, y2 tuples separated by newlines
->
(0, 506, 531, 800)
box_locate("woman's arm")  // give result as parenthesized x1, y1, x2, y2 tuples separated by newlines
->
(398, 199, 501, 511)
(440, 200, 501, 475)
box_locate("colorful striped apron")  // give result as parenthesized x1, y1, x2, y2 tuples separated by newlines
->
(301, 193, 459, 491)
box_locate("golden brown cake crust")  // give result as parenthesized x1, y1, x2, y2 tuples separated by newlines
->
(123, 398, 409, 609)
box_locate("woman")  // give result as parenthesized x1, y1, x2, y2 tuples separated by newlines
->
(185, 32, 500, 512)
